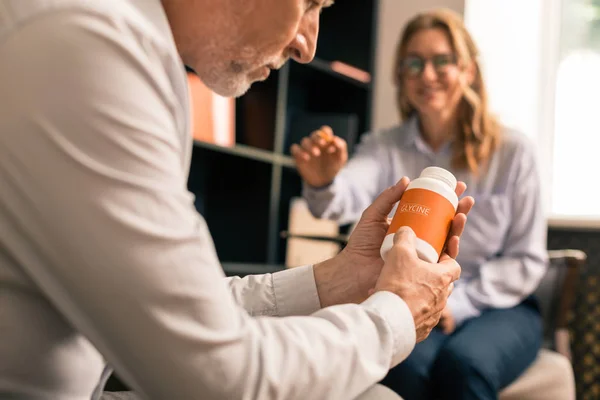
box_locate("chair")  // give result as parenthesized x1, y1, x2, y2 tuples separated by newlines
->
(499, 249, 584, 400)
(282, 232, 584, 400)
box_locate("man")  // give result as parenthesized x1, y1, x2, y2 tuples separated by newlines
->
(0, 0, 474, 399)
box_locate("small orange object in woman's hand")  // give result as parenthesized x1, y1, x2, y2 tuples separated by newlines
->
(316, 127, 334, 143)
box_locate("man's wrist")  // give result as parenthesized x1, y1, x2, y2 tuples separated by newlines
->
(313, 251, 375, 308)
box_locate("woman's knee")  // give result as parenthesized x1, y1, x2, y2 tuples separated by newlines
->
(380, 349, 436, 398)
(431, 342, 501, 393)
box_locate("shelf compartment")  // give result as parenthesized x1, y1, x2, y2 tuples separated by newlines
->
(187, 148, 273, 263)
(234, 70, 279, 151)
(316, 0, 377, 73)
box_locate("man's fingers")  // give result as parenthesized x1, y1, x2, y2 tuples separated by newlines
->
(443, 197, 472, 259)
(389, 227, 418, 265)
(455, 181, 467, 197)
(437, 257, 461, 282)
(431, 296, 448, 315)
(361, 177, 410, 221)
(444, 212, 466, 259)
(439, 252, 452, 262)
(449, 213, 467, 238)
(393, 226, 417, 247)
(456, 195, 475, 216)
(444, 235, 460, 259)
(429, 312, 443, 326)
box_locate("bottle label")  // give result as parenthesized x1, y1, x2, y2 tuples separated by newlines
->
(386, 188, 455, 258)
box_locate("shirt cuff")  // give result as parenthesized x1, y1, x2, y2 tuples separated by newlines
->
(272, 265, 321, 317)
(362, 291, 416, 367)
(446, 285, 481, 326)
(302, 178, 339, 202)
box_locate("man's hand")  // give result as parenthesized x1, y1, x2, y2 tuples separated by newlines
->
(373, 227, 459, 342)
(314, 177, 474, 308)
(437, 306, 457, 335)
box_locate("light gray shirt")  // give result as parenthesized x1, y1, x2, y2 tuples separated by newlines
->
(304, 117, 548, 325)
(0, 1, 417, 399)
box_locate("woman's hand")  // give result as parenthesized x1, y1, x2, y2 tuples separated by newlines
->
(291, 125, 348, 188)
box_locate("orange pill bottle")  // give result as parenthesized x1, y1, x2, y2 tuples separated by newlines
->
(380, 167, 458, 263)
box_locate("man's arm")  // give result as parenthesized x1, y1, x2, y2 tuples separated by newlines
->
(225, 266, 321, 316)
(0, 11, 416, 399)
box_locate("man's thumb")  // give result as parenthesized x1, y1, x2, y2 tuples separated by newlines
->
(361, 177, 410, 221)
(393, 226, 416, 247)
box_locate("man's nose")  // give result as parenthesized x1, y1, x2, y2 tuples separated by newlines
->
(288, 14, 319, 64)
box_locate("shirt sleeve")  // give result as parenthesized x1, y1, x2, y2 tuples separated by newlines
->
(447, 139, 548, 326)
(225, 265, 321, 317)
(0, 10, 416, 400)
(302, 133, 388, 225)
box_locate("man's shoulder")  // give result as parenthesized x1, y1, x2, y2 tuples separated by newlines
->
(1, 0, 127, 26)
(0, 0, 169, 50)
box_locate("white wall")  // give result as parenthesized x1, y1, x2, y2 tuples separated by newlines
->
(464, 0, 556, 216)
(464, 0, 544, 142)
(371, 0, 465, 132)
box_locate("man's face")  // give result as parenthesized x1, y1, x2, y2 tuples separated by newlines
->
(167, 0, 333, 97)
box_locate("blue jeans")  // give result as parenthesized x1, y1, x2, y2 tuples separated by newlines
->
(381, 299, 542, 400)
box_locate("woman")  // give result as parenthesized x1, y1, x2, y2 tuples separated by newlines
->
(291, 9, 547, 400)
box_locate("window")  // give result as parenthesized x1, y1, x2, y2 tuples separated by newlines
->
(551, 0, 600, 218)
(464, 0, 600, 225)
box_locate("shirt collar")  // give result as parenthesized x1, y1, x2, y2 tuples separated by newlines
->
(401, 115, 453, 156)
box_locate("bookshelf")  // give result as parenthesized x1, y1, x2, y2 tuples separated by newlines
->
(187, 0, 380, 272)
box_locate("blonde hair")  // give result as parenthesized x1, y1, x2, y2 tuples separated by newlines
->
(394, 8, 500, 174)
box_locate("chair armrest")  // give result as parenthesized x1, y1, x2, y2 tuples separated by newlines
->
(546, 249, 586, 360)
(547, 249, 586, 328)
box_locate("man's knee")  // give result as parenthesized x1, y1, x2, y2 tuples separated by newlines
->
(355, 384, 403, 400)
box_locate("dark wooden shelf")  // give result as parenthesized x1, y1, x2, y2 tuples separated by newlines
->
(193, 140, 295, 168)
(304, 58, 371, 89)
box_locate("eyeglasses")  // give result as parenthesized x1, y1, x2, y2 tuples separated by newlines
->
(398, 54, 457, 78)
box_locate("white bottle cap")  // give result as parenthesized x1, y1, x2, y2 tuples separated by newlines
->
(419, 166, 457, 190)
